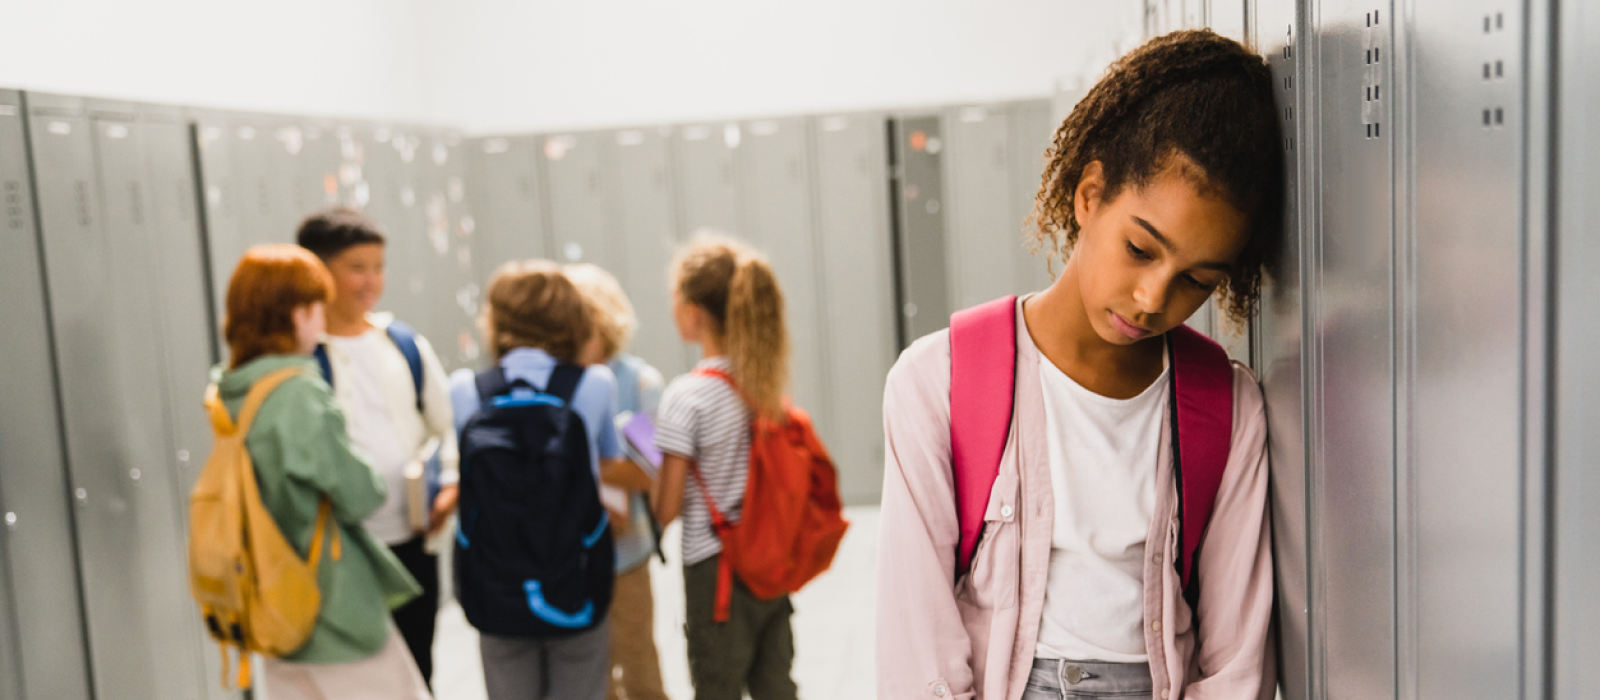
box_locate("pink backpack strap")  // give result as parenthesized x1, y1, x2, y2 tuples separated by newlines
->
(1168, 324, 1236, 591)
(948, 295, 1018, 576)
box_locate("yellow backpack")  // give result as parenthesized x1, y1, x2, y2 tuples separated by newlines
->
(188, 367, 340, 689)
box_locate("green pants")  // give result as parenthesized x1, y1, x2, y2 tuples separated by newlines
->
(683, 554, 798, 700)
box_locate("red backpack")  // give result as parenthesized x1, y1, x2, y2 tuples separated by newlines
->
(690, 368, 851, 622)
(949, 296, 1235, 595)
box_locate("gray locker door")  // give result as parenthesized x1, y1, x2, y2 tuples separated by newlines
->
(1, 90, 93, 700)
(1310, 4, 1397, 697)
(424, 133, 484, 371)
(28, 94, 198, 700)
(95, 100, 210, 699)
(1006, 99, 1058, 295)
(892, 115, 952, 344)
(673, 123, 741, 237)
(610, 127, 691, 378)
(1253, 3, 1311, 699)
(142, 105, 235, 700)
(735, 118, 831, 440)
(299, 123, 343, 218)
(810, 114, 896, 505)
(466, 135, 549, 285)
(943, 105, 1021, 310)
(193, 114, 243, 333)
(364, 126, 434, 340)
(235, 116, 299, 246)
(1555, 0, 1600, 695)
(1409, 3, 1528, 697)
(544, 132, 621, 274)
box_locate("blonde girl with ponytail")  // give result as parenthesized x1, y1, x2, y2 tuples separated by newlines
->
(651, 234, 798, 700)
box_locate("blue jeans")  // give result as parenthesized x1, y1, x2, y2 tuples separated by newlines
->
(1020, 658, 1154, 699)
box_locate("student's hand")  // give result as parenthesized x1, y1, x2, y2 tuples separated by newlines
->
(607, 505, 631, 533)
(427, 484, 459, 536)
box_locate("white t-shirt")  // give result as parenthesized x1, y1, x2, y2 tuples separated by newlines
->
(1034, 350, 1169, 663)
(326, 330, 413, 544)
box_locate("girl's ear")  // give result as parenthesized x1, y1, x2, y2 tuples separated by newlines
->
(1074, 161, 1107, 226)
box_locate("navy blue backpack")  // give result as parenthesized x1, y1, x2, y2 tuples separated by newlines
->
(454, 364, 615, 638)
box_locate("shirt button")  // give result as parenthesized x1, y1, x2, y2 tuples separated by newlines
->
(934, 684, 947, 697)
(1154, 553, 1163, 564)
(1152, 620, 1162, 632)
(1000, 505, 1013, 518)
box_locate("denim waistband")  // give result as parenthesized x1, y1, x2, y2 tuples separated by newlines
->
(1027, 658, 1154, 696)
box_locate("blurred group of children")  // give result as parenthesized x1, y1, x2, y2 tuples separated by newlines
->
(207, 206, 805, 700)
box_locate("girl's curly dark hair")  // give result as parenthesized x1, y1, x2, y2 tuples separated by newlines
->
(1029, 29, 1285, 322)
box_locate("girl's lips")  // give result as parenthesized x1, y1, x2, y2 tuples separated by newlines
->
(1109, 312, 1152, 340)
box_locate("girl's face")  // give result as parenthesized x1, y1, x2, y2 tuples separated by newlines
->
(672, 291, 706, 344)
(1070, 158, 1249, 345)
(292, 302, 326, 354)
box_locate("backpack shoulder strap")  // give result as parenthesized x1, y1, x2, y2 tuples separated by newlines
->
(237, 368, 306, 434)
(474, 367, 511, 411)
(384, 319, 425, 413)
(545, 364, 585, 404)
(1167, 324, 1236, 591)
(312, 344, 333, 387)
(949, 295, 1018, 576)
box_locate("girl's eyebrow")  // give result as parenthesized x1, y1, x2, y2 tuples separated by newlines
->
(1131, 215, 1234, 272)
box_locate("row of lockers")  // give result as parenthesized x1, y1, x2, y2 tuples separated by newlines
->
(0, 91, 482, 700)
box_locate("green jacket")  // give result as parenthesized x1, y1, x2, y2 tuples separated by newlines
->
(216, 354, 420, 663)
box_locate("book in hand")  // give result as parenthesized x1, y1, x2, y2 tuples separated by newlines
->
(405, 437, 442, 533)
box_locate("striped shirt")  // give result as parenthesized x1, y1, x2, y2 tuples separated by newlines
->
(655, 356, 752, 565)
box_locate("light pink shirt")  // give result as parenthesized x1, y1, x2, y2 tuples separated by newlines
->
(875, 298, 1275, 700)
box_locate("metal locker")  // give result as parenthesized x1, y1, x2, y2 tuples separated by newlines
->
(609, 126, 691, 378)
(0, 89, 93, 700)
(423, 132, 484, 372)
(231, 115, 294, 247)
(299, 121, 344, 218)
(363, 125, 434, 341)
(192, 112, 244, 331)
(1006, 99, 1058, 295)
(1251, 2, 1311, 699)
(735, 117, 831, 441)
(809, 113, 896, 505)
(1408, 2, 1529, 697)
(1554, 0, 1600, 695)
(1308, 3, 1398, 697)
(942, 104, 1023, 311)
(142, 104, 235, 700)
(26, 93, 196, 700)
(673, 122, 741, 237)
(465, 135, 549, 285)
(544, 132, 621, 274)
(890, 114, 952, 345)
(93, 98, 210, 699)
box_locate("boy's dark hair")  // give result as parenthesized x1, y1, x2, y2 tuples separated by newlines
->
(296, 207, 386, 261)
(1031, 29, 1284, 322)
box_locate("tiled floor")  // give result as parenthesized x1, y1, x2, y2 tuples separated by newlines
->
(433, 506, 880, 700)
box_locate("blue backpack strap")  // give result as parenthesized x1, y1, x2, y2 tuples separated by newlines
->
(474, 367, 511, 412)
(312, 343, 334, 386)
(544, 364, 585, 404)
(385, 320, 425, 413)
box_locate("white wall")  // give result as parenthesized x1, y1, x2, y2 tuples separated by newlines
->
(0, 0, 1143, 131)
(417, 0, 1145, 134)
(0, 0, 431, 121)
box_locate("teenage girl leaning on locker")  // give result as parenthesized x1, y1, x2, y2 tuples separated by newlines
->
(877, 31, 1284, 700)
